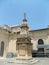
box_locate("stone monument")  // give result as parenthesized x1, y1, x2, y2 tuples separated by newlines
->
(16, 13, 32, 59)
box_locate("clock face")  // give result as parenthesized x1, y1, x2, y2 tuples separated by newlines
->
(18, 28, 21, 31)
(17, 28, 21, 32)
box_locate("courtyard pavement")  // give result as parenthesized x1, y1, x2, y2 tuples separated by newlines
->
(0, 57, 49, 65)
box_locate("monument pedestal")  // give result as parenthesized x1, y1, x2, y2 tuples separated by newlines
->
(16, 36, 32, 59)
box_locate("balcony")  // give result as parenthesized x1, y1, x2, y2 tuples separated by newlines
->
(37, 44, 49, 48)
(37, 45, 45, 48)
(45, 45, 49, 49)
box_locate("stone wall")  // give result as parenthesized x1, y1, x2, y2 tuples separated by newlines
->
(0, 30, 9, 57)
(29, 29, 49, 51)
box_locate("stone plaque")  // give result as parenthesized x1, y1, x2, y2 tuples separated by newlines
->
(18, 45, 26, 56)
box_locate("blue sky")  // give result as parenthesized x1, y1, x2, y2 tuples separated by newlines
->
(0, 0, 49, 30)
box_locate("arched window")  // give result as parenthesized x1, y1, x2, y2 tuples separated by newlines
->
(38, 39, 44, 52)
(0, 41, 4, 56)
(38, 39, 44, 45)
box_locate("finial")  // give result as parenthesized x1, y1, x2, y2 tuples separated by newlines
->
(24, 13, 26, 19)
(23, 13, 27, 22)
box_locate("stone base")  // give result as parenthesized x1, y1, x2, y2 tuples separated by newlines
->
(16, 56, 32, 60)
(7, 58, 39, 64)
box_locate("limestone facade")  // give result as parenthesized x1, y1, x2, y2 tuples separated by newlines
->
(0, 14, 49, 58)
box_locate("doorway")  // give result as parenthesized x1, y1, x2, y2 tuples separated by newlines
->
(0, 41, 4, 56)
